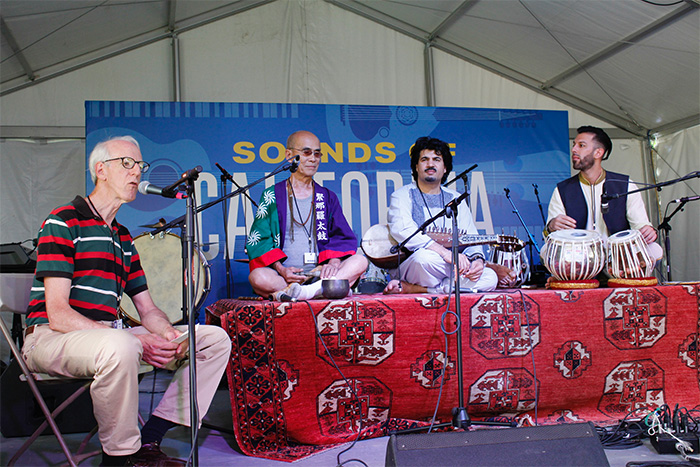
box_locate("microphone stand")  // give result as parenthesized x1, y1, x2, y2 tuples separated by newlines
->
(443, 164, 477, 207)
(533, 184, 547, 226)
(149, 159, 297, 464)
(182, 176, 199, 466)
(503, 189, 540, 286)
(599, 171, 700, 283)
(390, 189, 513, 433)
(216, 170, 232, 298)
(151, 159, 297, 237)
(658, 199, 695, 282)
(601, 171, 700, 204)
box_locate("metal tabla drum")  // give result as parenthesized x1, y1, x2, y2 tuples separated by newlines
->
(540, 229, 605, 281)
(489, 246, 530, 288)
(606, 229, 654, 279)
(120, 232, 211, 325)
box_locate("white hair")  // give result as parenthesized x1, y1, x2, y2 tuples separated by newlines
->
(88, 135, 140, 183)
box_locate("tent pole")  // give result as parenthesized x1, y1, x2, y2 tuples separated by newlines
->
(172, 33, 182, 102)
(424, 42, 435, 107)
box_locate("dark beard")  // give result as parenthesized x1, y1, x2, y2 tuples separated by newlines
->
(573, 155, 594, 171)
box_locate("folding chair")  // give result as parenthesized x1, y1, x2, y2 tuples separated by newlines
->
(0, 272, 154, 466)
(0, 318, 154, 466)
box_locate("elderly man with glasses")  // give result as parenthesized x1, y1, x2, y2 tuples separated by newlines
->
(246, 130, 367, 301)
(22, 136, 231, 467)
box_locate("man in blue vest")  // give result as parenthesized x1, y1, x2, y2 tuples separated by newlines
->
(545, 126, 661, 257)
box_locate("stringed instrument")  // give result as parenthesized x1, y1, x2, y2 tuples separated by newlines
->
(361, 224, 524, 269)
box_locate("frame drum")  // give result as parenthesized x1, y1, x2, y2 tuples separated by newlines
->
(120, 233, 211, 324)
(606, 229, 654, 278)
(541, 230, 605, 281)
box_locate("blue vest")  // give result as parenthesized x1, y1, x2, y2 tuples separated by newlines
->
(557, 171, 630, 235)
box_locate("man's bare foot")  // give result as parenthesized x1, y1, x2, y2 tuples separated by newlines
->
(383, 279, 427, 294)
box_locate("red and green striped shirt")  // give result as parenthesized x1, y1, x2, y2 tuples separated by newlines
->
(26, 196, 148, 325)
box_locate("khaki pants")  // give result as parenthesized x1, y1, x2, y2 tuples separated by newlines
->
(22, 324, 231, 456)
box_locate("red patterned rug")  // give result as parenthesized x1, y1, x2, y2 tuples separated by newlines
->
(208, 284, 700, 462)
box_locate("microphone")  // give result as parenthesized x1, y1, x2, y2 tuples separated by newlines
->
(443, 164, 478, 187)
(601, 191, 610, 214)
(138, 181, 186, 199)
(163, 165, 203, 193)
(290, 156, 300, 173)
(215, 163, 234, 182)
(277, 292, 297, 302)
(671, 194, 700, 203)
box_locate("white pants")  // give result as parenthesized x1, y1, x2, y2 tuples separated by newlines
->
(22, 324, 231, 456)
(392, 249, 498, 292)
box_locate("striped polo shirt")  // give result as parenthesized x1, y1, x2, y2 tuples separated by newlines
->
(26, 196, 148, 325)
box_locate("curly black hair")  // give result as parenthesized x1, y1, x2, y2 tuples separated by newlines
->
(410, 136, 453, 183)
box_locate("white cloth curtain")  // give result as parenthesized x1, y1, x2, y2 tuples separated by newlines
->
(0, 140, 85, 244)
(653, 125, 700, 282)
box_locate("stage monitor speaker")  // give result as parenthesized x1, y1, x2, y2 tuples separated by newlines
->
(0, 358, 97, 438)
(386, 422, 609, 467)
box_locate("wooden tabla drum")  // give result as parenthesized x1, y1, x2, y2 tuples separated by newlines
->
(606, 229, 654, 279)
(541, 229, 605, 281)
(120, 232, 211, 325)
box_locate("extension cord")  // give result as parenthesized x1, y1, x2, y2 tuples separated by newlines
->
(650, 432, 700, 455)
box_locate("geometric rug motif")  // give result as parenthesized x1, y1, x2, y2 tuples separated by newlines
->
(410, 350, 455, 389)
(316, 299, 395, 366)
(678, 334, 698, 369)
(470, 293, 540, 358)
(469, 368, 538, 415)
(318, 377, 391, 436)
(598, 359, 665, 419)
(553, 340, 592, 379)
(604, 287, 667, 349)
(222, 301, 332, 462)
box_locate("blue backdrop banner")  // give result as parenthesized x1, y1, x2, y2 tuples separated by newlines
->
(86, 101, 569, 318)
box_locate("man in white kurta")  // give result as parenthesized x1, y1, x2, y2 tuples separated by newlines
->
(546, 126, 661, 261)
(384, 136, 497, 294)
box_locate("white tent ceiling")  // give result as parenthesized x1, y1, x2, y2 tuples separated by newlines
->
(1, 0, 699, 138)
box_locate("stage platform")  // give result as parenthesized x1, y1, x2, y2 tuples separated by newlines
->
(206, 284, 700, 462)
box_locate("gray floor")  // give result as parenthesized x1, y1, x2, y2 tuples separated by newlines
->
(0, 369, 693, 467)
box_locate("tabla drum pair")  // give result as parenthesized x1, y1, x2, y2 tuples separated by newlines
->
(541, 229, 658, 284)
(119, 232, 211, 325)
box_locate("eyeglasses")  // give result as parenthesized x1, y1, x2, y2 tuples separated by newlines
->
(289, 147, 322, 157)
(104, 157, 150, 173)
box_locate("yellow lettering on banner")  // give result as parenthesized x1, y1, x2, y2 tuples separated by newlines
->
(348, 143, 371, 163)
(376, 142, 396, 163)
(448, 142, 456, 156)
(323, 142, 343, 163)
(233, 142, 255, 163)
(260, 142, 285, 164)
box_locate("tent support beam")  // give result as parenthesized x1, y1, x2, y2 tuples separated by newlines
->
(0, 16, 36, 82)
(0, 0, 275, 97)
(542, 3, 698, 90)
(428, 0, 478, 41)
